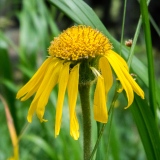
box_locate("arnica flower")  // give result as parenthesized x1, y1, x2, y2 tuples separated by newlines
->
(16, 25, 144, 140)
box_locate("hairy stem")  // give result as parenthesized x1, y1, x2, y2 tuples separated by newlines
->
(79, 84, 91, 160)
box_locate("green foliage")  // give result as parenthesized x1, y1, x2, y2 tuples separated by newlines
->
(0, 37, 19, 132)
(0, 0, 160, 159)
(140, 0, 156, 117)
(131, 95, 160, 160)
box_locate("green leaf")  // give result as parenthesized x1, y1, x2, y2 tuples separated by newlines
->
(0, 36, 19, 133)
(131, 95, 160, 160)
(22, 134, 58, 159)
(140, 0, 156, 117)
(0, 39, 12, 80)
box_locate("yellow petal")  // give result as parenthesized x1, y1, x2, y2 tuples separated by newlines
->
(27, 98, 38, 122)
(36, 61, 63, 122)
(105, 52, 134, 108)
(109, 51, 144, 97)
(27, 58, 60, 122)
(20, 81, 41, 101)
(16, 57, 54, 100)
(99, 57, 113, 94)
(121, 67, 144, 99)
(70, 112, 79, 140)
(108, 50, 129, 70)
(32, 58, 59, 102)
(94, 74, 108, 123)
(108, 50, 143, 97)
(67, 63, 80, 140)
(55, 62, 70, 137)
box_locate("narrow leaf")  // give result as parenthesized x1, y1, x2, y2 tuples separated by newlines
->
(140, 0, 157, 117)
(0, 96, 19, 160)
(22, 134, 57, 159)
(131, 95, 160, 160)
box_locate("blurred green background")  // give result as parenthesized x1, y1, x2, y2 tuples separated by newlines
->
(0, 0, 160, 159)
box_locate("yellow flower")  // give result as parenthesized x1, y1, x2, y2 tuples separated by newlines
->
(16, 25, 144, 140)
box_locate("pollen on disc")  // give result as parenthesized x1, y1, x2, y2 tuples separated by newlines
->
(48, 25, 112, 61)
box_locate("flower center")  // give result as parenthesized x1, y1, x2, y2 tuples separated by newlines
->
(48, 25, 112, 61)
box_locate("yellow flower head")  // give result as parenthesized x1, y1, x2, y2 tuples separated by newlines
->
(48, 25, 112, 60)
(16, 25, 144, 140)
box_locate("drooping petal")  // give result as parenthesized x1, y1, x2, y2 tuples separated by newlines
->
(36, 61, 63, 122)
(99, 57, 113, 94)
(16, 57, 54, 100)
(27, 98, 39, 123)
(20, 82, 41, 101)
(94, 74, 108, 123)
(70, 113, 79, 140)
(55, 62, 70, 137)
(27, 58, 60, 122)
(105, 51, 134, 108)
(108, 50, 129, 70)
(121, 67, 144, 99)
(33, 58, 59, 102)
(67, 63, 80, 140)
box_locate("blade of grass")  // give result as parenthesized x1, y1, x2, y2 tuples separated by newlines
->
(149, 14, 160, 36)
(120, 0, 127, 55)
(140, 0, 156, 117)
(22, 134, 58, 159)
(0, 95, 19, 160)
(131, 95, 160, 160)
(95, 122, 103, 160)
(127, 1, 160, 157)
(127, 16, 142, 67)
(0, 39, 19, 133)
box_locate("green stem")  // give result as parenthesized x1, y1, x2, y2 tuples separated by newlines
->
(120, 0, 127, 55)
(127, 16, 142, 68)
(149, 14, 160, 36)
(140, 0, 156, 117)
(106, 105, 115, 159)
(79, 84, 91, 160)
